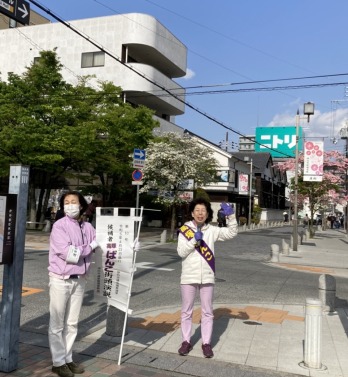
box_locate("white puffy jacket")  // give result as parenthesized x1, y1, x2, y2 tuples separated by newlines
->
(177, 215, 238, 285)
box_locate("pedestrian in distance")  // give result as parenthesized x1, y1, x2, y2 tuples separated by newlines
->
(85, 199, 97, 226)
(177, 198, 238, 358)
(283, 211, 289, 223)
(329, 214, 335, 229)
(303, 214, 309, 228)
(217, 205, 227, 227)
(48, 190, 100, 377)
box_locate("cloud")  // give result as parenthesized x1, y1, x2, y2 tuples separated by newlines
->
(308, 108, 348, 138)
(182, 68, 195, 80)
(268, 108, 348, 139)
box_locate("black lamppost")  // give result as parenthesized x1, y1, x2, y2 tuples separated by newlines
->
(293, 102, 315, 251)
(244, 157, 253, 229)
(339, 122, 348, 233)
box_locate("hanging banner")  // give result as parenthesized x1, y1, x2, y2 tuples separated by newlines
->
(303, 141, 324, 182)
(239, 173, 249, 195)
(94, 208, 140, 314)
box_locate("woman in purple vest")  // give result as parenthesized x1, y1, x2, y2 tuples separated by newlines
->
(177, 198, 238, 358)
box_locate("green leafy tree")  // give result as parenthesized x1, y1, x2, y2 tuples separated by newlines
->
(252, 205, 262, 225)
(140, 132, 219, 238)
(0, 50, 157, 222)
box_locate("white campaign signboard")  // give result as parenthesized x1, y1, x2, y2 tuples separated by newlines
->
(94, 208, 138, 314)
(303, 141, 324, 182)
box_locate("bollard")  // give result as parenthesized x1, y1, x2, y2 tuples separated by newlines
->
(270, 244, 280, 262)
(302, 298, 325, 370)
(43, 219, 51, 232)
(318, 274, 336, 312)
(299, 230, 304, 244)
(160, 230, 167, 244)
(282, 239, 289, 255)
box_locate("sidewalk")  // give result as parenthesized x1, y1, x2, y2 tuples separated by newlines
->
(3, 227, 348, 377)
(277, 228, 348, 278)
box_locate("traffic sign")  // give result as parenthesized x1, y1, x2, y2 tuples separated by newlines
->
(133, 159, 145, 169)
(133, 148, 146, 169)
(132, 169, 143, 181)
(133, 149, 146, 160)
(0, 0, 30, 25)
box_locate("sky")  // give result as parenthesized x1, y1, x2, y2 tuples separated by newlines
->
(27, 0, 348, 154)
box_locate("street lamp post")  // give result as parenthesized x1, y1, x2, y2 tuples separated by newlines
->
(339, 122, 348, 234)
(293, 102, 315, 251)
(248, 158, 253, 229)
(244, 156, 253, 229)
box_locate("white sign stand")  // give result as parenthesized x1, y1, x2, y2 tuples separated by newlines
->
(95, 206, 143, 365)
(118, 207, 142, 365)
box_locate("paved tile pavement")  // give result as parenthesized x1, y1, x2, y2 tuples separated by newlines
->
(1, 226, 348, 377)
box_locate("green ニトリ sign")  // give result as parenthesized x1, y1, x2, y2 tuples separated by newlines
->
(255, 126, 303, 158)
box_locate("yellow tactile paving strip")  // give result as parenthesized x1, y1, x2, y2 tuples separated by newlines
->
(0, 286, 44, 297)
(277, 263, 333, 274)
(129, 306, 304, 333)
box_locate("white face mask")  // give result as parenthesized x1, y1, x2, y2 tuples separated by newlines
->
(64, 204, 80, 218)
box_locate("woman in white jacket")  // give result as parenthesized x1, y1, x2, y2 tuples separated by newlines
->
(177, 198, 238, 358)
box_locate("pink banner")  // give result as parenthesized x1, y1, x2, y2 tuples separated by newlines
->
(303, 141, 324, 182)
(239, 173, 249, 194)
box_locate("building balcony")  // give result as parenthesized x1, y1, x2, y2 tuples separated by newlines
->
(120, 63, 185, 116)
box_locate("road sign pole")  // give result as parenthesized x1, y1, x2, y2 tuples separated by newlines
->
(0, 165, 30, 372)
(134, 184, 140, 235)
(136, 184, 140, 216)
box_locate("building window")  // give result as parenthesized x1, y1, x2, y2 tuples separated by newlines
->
(81, 52, 105, 68)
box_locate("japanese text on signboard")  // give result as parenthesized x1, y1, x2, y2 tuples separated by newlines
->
(255, 127, 303, 157)
(95, 210, 135, 313)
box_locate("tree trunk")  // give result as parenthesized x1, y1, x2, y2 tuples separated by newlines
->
(42, 186, 51, 222)
(36, 187, 45, 222)
(28, 181, 37, 230)
(171, 205, 176, 240)
(310, 205, 315, 238)
(321, 210, 326, 230)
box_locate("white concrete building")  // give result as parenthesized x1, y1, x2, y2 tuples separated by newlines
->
(0, 13, 187, 132)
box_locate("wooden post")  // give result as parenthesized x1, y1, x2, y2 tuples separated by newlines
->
(0, 165, 30, 372)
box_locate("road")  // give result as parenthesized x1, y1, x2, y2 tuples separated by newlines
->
(3, 225, 348, 337)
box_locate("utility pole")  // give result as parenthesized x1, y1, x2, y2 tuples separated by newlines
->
(292, 103, 315, 251)
(0, 165, 30, 372)
(339, 122, 348, 233)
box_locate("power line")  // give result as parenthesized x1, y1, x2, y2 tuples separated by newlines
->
(145, 81, 348, 98)
(23, 1, 317, 159)
(90, 0, 343, 115)
(1, 78, 347, 103)
(90, 0, 322, 107)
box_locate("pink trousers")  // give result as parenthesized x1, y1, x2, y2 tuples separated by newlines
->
(180, 283, 214, 345)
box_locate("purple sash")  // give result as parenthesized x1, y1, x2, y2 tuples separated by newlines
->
(179, 225, 215, 272)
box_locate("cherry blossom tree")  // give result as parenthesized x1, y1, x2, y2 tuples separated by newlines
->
(277, 150, 348, 236)
(140, 132, 219, 238)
